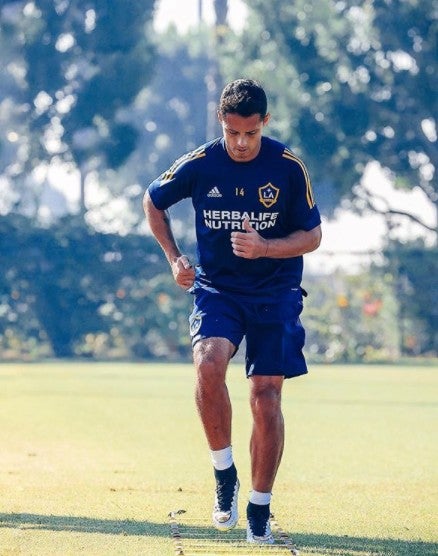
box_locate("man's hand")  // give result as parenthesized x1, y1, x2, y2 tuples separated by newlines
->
(170, 255, 196, 289)
(231, 218, 268, 259)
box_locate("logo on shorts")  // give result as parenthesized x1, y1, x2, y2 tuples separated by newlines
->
(258, 183, 279, 208)
(190, 311, 203, 337)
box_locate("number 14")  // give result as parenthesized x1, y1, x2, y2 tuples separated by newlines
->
(235, 187, 245, 196)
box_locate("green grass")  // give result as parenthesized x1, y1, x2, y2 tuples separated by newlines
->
(0, 362, 436, 555)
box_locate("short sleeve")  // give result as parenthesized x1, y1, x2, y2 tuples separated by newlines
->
(283, 150, 321, 232)
(147, 154, 194, 210)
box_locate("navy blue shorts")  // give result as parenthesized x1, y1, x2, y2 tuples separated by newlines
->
(189, 288, 307, 379)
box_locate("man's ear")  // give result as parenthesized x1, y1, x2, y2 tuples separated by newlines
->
(263, 113, 271, 126)
(217, 110, 223, 124)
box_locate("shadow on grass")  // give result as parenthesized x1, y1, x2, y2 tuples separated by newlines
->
(0, 513, 168, 537)
(0, 513, 436, 555)
(292, 532, 437, 556)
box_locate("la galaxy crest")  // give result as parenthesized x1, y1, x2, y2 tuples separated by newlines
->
(258, 183, 279, 208)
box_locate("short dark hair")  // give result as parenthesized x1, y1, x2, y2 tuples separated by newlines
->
(218, 79, 268, 118)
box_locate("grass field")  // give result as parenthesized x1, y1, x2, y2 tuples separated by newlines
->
(0, 362, 437, 555)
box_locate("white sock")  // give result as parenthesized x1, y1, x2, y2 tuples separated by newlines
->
(211, 446, 233, 471)
(249, 490, 272, 505)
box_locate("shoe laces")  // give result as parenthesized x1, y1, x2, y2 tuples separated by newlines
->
(215, 476, 237, 511)
(247, 507, 271, 537)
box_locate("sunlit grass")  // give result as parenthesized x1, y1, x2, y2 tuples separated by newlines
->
(0, 362, 436, 555)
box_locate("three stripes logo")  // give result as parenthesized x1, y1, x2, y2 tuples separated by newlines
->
(207, 187, 223, 198)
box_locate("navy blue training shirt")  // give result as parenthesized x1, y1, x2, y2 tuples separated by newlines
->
(147, 136, 321, 301)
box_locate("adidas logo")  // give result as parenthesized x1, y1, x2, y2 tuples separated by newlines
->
(207, 186, 223, 198)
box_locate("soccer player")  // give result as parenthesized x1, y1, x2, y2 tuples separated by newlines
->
(144, 79, 321, 544)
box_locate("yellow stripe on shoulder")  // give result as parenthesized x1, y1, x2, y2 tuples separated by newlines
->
(160, 147, 206, 184)
(282, 149, 315, 208)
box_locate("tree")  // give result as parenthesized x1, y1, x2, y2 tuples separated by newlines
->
(385, 240, 438, 355)
(223, 0, 437, 236)
(205, 0, 229, 140)
(0, 0, 156, 217)
(303, 266, 400, 362)
(0, 213, 191, 359)
(119, 27, 214, 234)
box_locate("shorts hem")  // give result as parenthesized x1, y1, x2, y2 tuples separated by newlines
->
(192, 333, 240, 357)
(284, 368, 308, 379)
(247, 368, 308, 379)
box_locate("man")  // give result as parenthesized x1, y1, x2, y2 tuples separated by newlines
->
(144, 79, 321, 544)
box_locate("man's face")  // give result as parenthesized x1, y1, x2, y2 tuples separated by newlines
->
(218, 112, 270, 162)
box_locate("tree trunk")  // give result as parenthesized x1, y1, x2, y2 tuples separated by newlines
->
(434, 197, 438, 246)
(79, 166, 86, 217)
(205, 0, 229, 141)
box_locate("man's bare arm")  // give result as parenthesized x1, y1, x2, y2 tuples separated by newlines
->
(231, 218, 322, 259)
(143, 191, 195, 289)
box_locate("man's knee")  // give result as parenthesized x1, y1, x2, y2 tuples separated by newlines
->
(250, 377, 283, 418)
(193, 338, 234, 381)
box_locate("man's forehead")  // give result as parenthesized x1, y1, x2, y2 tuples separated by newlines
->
(221, 113, 265, 131)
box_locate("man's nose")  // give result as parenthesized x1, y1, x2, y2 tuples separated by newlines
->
(237, 135, 247, 147)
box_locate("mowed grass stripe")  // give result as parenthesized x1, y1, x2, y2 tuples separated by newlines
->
(0, 362, 436, 555)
